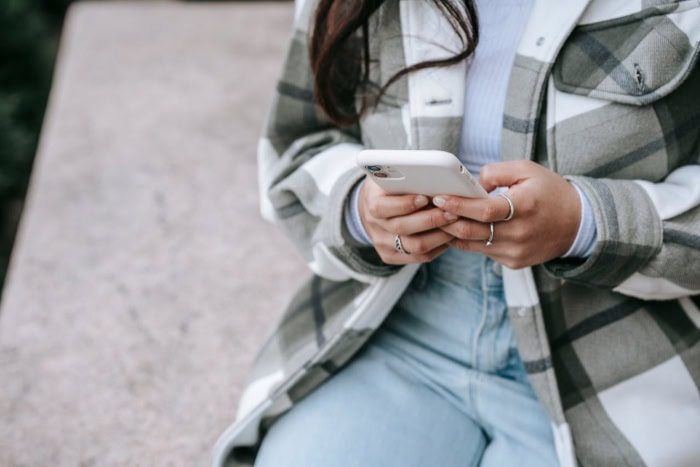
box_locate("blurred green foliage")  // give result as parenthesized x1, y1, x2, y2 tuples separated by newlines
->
(0, 0, 73, 293)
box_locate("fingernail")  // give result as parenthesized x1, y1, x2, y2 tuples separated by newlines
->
(433, 196, 445, 207)
(415, 195, 428, 207)
(444, 212, 458, 221)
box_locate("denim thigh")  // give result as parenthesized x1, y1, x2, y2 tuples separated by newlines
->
(255, 249, 557, 467)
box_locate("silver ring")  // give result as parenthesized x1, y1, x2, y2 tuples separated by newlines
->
(394, 234, 410, 255)
(499, 192, 515, 221)
(485, 222, 494, 246)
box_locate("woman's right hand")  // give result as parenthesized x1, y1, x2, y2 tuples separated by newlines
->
(358, 178, 459, 265)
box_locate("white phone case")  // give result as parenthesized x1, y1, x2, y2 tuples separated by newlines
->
(357, 149, 488, 198)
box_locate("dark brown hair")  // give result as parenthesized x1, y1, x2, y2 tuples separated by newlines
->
(310, 0, 479, 126)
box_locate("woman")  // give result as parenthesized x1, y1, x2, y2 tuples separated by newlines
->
(214, 0, 700, 465)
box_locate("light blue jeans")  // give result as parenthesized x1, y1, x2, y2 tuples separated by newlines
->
(255, 249, 558, 466)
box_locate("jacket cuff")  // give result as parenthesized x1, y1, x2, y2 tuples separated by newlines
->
(545, 176, 663, 288)
(561, 181, 597, 258)
(344, 179, 373, 246)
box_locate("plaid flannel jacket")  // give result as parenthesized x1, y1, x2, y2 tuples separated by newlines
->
(214, 0, 700, 465)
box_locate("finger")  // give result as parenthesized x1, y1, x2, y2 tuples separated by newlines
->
(362, 179, 430, 219)
(477, 161, 535, 193)
(432, 194, 512, 223)
(449, 234, 541, 269)
(398, 229, 454, 256)
(385, 208, 458, 235)
(448, 238, 501, 259)
(391, 244, 450, 265)
(449, 238, 533, 270)
(377, 234, 450, 265)
(440, 219, 492, 240)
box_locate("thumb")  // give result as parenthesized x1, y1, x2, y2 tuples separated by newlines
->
(478, 161, 532, 193)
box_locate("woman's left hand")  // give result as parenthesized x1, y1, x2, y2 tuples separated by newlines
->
(434, 161, 581, 269)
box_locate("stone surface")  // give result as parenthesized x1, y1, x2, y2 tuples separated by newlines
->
(0, 2, 304, 466)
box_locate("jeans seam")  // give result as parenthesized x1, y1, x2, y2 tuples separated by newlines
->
(472, 257, 489, 371)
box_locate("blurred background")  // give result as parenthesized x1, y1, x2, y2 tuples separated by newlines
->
(0, 0, 291, 296)
(0, 0, 72, 296)
(0, 1, 306, 466)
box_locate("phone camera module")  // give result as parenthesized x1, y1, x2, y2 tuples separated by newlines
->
(365, 165, 382, 172)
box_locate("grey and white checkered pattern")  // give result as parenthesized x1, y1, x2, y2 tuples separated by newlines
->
(213, 1, 700, 466)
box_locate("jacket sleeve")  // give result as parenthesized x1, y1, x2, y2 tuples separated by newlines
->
(546, 165, 700, 300)
(257, 0, 399, 282)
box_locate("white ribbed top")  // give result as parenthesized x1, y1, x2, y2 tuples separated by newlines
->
(458, 0, 534, 175)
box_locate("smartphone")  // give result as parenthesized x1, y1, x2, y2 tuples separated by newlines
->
(357, 149, 487, 198)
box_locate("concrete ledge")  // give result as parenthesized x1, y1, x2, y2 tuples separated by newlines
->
(0, 2, 305, 465)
